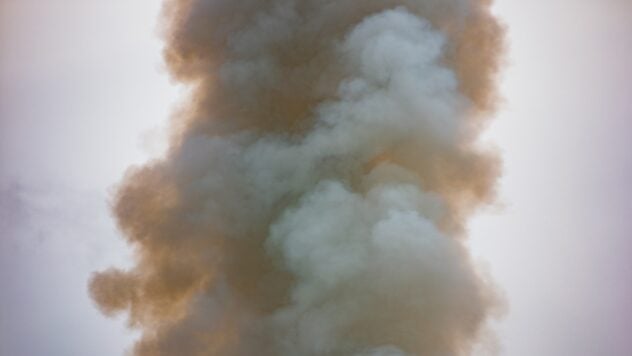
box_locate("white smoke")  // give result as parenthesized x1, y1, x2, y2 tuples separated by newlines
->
(90, 2, 504, 355)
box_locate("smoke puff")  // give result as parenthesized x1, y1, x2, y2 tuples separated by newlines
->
(90, 1, 504, 355)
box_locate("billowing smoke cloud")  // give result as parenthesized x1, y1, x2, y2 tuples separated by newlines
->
(90, 1, 504, 355)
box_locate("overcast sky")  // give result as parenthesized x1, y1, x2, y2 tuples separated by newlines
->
(1, 1, 631, 355)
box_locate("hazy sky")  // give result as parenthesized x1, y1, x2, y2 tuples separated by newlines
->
(1, 1, 631, 355)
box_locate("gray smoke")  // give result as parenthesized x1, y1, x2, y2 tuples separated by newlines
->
(90, 1, 505, 355)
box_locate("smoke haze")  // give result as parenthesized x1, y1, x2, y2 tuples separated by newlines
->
(90, 1, 504, 355)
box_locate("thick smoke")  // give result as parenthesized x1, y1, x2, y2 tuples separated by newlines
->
(90, 1, 504, 355)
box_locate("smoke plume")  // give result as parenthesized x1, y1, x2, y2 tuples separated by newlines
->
(90, 1, 504, 355)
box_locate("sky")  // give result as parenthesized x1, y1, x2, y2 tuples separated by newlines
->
(0, 0, 631, 355)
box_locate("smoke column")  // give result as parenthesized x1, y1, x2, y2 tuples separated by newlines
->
(90, 1, 504, 355)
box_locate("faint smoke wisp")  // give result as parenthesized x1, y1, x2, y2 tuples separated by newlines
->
(90, 1, 504, 355)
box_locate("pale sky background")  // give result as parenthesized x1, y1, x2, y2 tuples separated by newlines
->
(0, 1, 630, 355)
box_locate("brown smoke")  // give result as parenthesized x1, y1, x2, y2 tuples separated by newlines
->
(90, 1, 505, 355)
